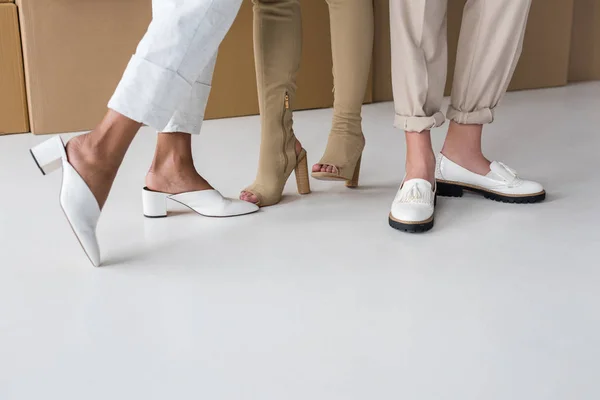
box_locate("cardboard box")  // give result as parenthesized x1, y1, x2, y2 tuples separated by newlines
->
(569, 0, 600, 81)
(0, 3, 29, 135)
(374, 0, 575, 102)
(16, 0, 364, 134)
(506, 0, 573, 91)
(16, 0, 152, 135)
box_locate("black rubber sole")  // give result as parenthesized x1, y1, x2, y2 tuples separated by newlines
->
(437, 181, 546, 204)
(388, 215, 434, 233)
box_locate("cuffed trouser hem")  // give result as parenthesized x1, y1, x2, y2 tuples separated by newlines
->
(163, 82, 212, 135)
(447, 105, 494, 125)
(394, 111, 445, 133)
(162, 122, 202, 135)
(108, 55, 191, 132)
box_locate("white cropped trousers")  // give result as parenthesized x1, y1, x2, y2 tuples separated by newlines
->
(108, 0, 243, 135)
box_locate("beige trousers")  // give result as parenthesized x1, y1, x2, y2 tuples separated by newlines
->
(391, 0, 532, 133)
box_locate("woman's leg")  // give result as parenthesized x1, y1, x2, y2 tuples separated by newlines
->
(240, 0, 305, 207)
(146, 54, 218, 195)
(313, 0, 374, 177)
(436, 0, 544, 204)
(390, 0, 448, 185)
(441, 0, 532, 174)
(66, 0, 242, 208)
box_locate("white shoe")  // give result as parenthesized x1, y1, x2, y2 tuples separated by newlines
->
(436, 154, 546, 203)
(142, 187, 259, 218)
(30, 137, 102, 267)
(389, 178, 436, 233)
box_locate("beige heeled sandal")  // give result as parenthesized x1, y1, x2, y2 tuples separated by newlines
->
(244, 1, 311, 207)
(242, 91, 311, 207)
(311, 133, 365, 188)
(243, 147, 311, 207)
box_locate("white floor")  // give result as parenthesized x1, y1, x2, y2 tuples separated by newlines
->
(1, 83, 599, 399)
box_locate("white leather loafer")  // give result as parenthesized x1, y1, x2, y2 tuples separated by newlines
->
(142, 187, 259, 218)
(436, 154, 546, 203)
(389, 178, 436, 233)
(30, 136, 102, 267)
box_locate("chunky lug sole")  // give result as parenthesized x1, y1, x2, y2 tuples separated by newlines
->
(437, 180, 546, 204)
(311, 156, 362, 188)
(388, 214, 434, 233)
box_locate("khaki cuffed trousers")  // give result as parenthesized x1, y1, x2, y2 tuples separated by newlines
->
(391, 0, 532, 133)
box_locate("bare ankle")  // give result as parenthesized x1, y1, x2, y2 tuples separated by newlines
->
(440, 122, 491, 175)
(145, 155, 212, 194)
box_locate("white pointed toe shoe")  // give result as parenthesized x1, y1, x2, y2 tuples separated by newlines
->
(30, 136, 102, 267)
(389, 178, 436, 233)
(436, 154, 546, 203)
(142, 187, 259, 218)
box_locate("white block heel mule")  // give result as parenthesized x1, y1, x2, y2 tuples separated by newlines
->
(30, 136, 102, 267)
(142, 187, 259, 218)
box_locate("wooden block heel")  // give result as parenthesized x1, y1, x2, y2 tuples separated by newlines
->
(295, 153, 311, 195)
(345, 156, 362, 188)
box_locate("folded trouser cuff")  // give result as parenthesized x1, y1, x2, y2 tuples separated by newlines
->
(447, 105, 495, 125)
(163, 81, 212, 135)
(394, 112, 445, 133)
(108, 55, 191, 132)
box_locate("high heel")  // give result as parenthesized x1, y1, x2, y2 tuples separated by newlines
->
(30, 137, 102, 267)
(311, 133, 365, 188)
(243, 147, 311, 207)
(294, 150, 311, 195)
(312, 152, 363, 187)
(142, 187, 259, 218)
(345, 155, 362, 188)
(243, 0, 307, 208)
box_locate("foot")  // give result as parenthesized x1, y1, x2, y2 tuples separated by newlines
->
(311, 132, 365, 175)
(146, 161, 213, 195)
(436, 154, 546, 203)
(66, 134, 120, 210)
(439, 149, 491, 177)
(440, 121, 491, 176)
(389, 178, 436, 233)
(405, 149, 436, 187)
(240, 139, 303, 205)
(312, 162, 338, 174)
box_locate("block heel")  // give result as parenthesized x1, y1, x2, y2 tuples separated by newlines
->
(29, 135, 102, 267)
(30, 137, 65, 176)
(294, 152, 311, 195)
(345, 156, 362, 188)
(142, 188, 168, 218)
